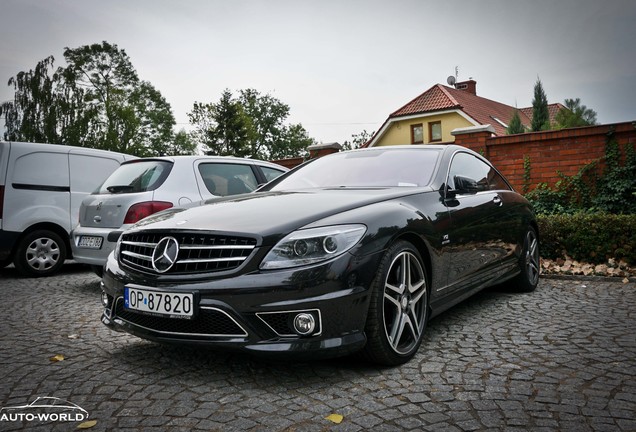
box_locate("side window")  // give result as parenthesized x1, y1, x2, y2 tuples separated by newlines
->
(260, 166, 286, 183)
(447, 152, 489, 192)
(198, 163, 258, 196)
(14, 152, 69, 187)
(487, 169, 511, 191)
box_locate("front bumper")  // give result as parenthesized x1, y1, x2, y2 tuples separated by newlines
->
(100, 250, 382, 359)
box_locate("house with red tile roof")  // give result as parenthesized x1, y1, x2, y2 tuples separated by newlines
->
(366, 79, 564, 147)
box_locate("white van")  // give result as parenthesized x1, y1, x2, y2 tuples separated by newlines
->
(0, 141, 134, 277)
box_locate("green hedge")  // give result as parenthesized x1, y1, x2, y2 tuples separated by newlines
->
(537, 213, 636, 265)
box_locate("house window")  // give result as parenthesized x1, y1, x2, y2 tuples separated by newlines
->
(411, 124, 423, 144)
(429, 121, 442, 142)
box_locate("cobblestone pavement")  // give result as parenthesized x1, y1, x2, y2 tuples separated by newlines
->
(0, 264, 635, 432)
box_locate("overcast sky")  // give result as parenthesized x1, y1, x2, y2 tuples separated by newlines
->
(1, 0, 635, 144)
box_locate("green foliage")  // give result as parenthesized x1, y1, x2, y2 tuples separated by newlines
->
(1, 41, 192, 157)
(162, 129, 197, 156)
(189, 89, 252, 157)
(506, 110, 525, 135)
(537, 213, 636, 265)
(1, 56, 61, 143)
(554, 98, 598, 129)
(531, 77, 550, 131)
(592, 134, 636, 213)
(188, 88, 316, 159)
(522, 155, 531, 194)
(342, 129, 375, 151)
(526, 133, 636, 215)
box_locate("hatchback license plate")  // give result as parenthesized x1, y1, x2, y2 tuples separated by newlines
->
(78, 236, 103, 249)
(124, 287, 194, 319)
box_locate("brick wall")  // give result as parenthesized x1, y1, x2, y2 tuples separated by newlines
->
(453, 121, 636, 192)
(272, 121, 636, 194)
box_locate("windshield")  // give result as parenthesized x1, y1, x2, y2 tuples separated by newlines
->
(96, 160, 172, 194)
(269, 148, 440, 190)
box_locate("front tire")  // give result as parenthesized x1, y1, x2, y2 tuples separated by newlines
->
(13, 230, 67, 277)
(362, 240, 429, 366)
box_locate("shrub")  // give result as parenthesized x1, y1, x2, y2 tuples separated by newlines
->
(537, 213, 636, 265)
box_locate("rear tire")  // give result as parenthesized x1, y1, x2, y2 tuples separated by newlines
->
(13, 230, 67, 277)
(510, 226, 540, 292)
(362, 240, 429, 366)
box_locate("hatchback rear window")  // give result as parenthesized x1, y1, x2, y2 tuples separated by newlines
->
(96, 160, 173, 194)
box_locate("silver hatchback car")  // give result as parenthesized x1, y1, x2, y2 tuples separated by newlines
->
(71, 155, 287, 275)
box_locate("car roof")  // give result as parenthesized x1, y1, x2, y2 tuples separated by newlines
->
(121, 155, 287, 170)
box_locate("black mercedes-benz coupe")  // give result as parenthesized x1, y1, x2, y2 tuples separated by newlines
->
(101, 145, 539, 365)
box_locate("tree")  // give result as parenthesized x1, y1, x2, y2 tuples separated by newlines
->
(166, 129, 197, 156)
(188, 88, 316, 159)
(506, 110, 525, 134)
(342, 129, 374, 150)
(1, 41, 189, 157)
(0, 56, 61, 143)
(554, 98, 598, 129)
(531, 77, 550, 131)
(272, 124, 314, 159)
(189, 89, 252, 157)
(237, 89, 289, 159)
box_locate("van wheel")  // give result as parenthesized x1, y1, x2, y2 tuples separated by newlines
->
(14, 230, 67, 277)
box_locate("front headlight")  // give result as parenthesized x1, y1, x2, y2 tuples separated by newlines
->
(260, 224, 367, 270)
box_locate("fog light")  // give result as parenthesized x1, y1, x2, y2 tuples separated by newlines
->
(293, 313, 316, 336)
(101, 291, 110, 307)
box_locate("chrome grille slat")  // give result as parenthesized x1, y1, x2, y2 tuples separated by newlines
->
(119, 231, 257, 275)
(179, 256, 248, 264)
(122, 240, 158, 248)
(179, 245, 254, 250)
(121, 250, 153, 261)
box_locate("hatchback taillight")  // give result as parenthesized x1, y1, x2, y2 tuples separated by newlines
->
(123, 201, 173, 224)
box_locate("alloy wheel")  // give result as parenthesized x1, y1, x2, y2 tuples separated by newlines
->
(525, 230, 540, 286)
(383, 251, 427, 355)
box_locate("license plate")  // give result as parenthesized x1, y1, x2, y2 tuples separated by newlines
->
(124, 287, 194, 319)
(78, 236, 103, 249)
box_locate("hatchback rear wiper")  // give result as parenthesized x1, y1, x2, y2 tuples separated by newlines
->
(106, 185, 134, 193)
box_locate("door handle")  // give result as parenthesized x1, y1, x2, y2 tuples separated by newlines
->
(493, 196, 502, 206)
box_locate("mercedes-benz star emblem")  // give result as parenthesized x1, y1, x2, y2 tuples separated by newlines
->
(152, 237, 179, 273)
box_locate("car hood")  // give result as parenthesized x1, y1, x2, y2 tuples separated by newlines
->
(130, 188, 429, 242)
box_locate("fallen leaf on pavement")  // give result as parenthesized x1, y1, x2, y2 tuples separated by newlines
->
(326, 414, 344, 424)
(77, 420, 97, 429)
(49, 354, 65, 362)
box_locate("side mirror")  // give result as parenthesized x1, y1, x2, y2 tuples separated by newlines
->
(453, 175, 479, 194)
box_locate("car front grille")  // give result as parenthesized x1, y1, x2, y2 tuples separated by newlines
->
(119, 231, 257, 275)
(114, 298, 248, 337)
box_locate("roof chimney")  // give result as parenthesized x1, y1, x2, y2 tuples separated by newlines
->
(455, 79, 477, 95)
